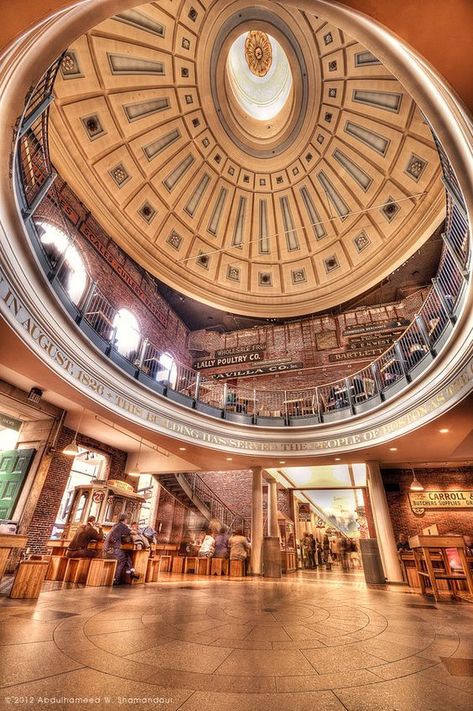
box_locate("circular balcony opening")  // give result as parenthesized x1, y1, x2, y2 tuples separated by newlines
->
(226, 31, 293, 122)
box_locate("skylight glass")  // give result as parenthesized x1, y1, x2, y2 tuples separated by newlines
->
(227, 33, 292, 121)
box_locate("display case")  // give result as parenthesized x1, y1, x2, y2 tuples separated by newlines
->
(278, 513, 296, 572)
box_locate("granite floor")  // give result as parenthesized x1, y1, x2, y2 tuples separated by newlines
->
(0, 569, 472, 711)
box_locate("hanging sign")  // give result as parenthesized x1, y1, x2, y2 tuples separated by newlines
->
(211, 362, 303, 380)
(298, 503, 311, 521)
(193, 351, 264, 369)
(342, 319, 409, 336)
(215, 344, 266, 358)
(107, 479, 134, 494)
(328, 348, 385, 363)
(409, 490, 473, 514)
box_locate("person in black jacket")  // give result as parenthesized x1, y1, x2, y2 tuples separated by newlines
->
(104, 513, 138, 584)
(66, 515, 104, 558)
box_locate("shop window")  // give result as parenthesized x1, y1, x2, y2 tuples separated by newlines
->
(156, 351, 177, 388)
(37, 221, 87, 304)
(112, 308, 141, 358)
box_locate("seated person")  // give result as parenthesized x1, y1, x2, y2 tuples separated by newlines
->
(66, 515, 104, 558)
(214, 526, 229, 559)
(130, 521, 150, 549)
(406, 342, 428, 368)
(228, 530, 251, 560)
(397, 532, 410, 552)
(103, 513, 139, 584)
(198, 530, 215, 558)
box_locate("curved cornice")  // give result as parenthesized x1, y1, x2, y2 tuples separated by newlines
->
(0, 0, 472, 458)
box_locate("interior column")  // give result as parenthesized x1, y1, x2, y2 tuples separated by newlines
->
(250, 466, 263, 575)
(366, 461, 403, 583)
(268, 478, 279, 537)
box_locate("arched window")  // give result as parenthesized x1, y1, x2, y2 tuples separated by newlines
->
(112, 308, 140, 359)
(157, 351, 177, 388)
(37, 221, 87, 304)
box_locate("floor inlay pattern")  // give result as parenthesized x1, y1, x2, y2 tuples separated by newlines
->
(1, 571, 472, 710)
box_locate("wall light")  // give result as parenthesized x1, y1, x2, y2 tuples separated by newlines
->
(409, 468, 424, 491)
(62, 407, 85, 456)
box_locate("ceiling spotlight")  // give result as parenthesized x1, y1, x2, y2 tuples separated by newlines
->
(409, 469, 424, 491)
(226, 457, 233, 461)
(439, 428, 449, 433)
(389, 447, 398, 451)
(62, 407, 85, 456)
(334, 457, 341, 461)
(128, 438, 143, 477)
(279, 460, 286, 464)
(179, 447, 187, 451)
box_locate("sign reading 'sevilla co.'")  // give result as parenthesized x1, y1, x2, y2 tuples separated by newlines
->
(409, 490, 473, 514)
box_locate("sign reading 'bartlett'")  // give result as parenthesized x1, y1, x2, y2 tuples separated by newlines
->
(409, 490, 473, 514)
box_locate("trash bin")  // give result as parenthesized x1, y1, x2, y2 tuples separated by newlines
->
(359, 538, 385, 584)
(263, 536, 282, 578)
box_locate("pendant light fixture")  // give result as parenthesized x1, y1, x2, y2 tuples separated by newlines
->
(128, 437, 142, 477)
(409, 468, 424, 491)
(62, 407, 85, 456)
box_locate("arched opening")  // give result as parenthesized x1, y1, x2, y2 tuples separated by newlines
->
(37, 221, 87, 304)
(157, 351, 178, 389)
(112, 308, 140, 359)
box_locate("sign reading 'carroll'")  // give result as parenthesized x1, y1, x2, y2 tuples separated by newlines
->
(409, 490, 473, 514)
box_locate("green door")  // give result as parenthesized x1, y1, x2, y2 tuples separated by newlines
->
(0, 448, 35, 519)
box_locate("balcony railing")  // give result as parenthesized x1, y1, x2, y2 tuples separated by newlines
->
(14, 60, 471, 428)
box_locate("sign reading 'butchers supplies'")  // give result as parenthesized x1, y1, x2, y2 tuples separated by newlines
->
(409, 490, 473, 515)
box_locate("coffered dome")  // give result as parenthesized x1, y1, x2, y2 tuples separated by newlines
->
(49, 0, 444, 317)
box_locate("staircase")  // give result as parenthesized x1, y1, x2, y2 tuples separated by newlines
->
(157, 472, 247, 534)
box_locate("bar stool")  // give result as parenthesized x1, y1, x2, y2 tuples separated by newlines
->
(46, 555, 68, 581)
(211, 558, 228, 576)
(86, 559, 117, 587)
(146, 556, 160, 582)
(10, 558, 49, 599)
(64, 557, 91, 584)
(229, 559, 245, 577)
(171, 556, 185, 574)
(184, 556, 198, 574)
(159, 554, 172, 572)
(197, 557, 211, 575)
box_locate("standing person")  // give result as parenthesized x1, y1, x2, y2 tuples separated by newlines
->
(350, 539, 360, 569)
(340, 537, 350, 572)
(301, 533, 309, 568)
(308, 534, 316, 569)
(228, 529, 251, 560)
(104, 513, 138, 585)
(322, 534, 330, 565)
(214, 526, 229, 558)
(198, 529, 215, 558)
(66, 515, 104, 558)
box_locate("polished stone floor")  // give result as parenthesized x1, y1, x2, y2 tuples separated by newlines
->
(1, 569, 472, 711)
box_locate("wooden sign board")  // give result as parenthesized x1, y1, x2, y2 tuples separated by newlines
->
(409, 490, 473, 515)
(211, 362, 304, 380)
(215, 344, 266, 358)
(193, 352, 264, 369)
(328, 348, 385, 363)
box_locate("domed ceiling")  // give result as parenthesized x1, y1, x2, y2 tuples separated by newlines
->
(49, 0, 444, 318)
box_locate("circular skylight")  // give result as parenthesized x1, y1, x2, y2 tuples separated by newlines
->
(227, 32, 292, 121)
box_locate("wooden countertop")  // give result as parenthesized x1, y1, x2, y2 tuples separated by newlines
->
(0, 534, 28, 549)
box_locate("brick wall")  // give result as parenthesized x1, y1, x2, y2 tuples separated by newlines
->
(26, 425, 128, 552)
(382, 466, 473, 540)
(199, 470, 253, 521)
(37, 180, 190, 364)
(189, 291, 427, 390)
